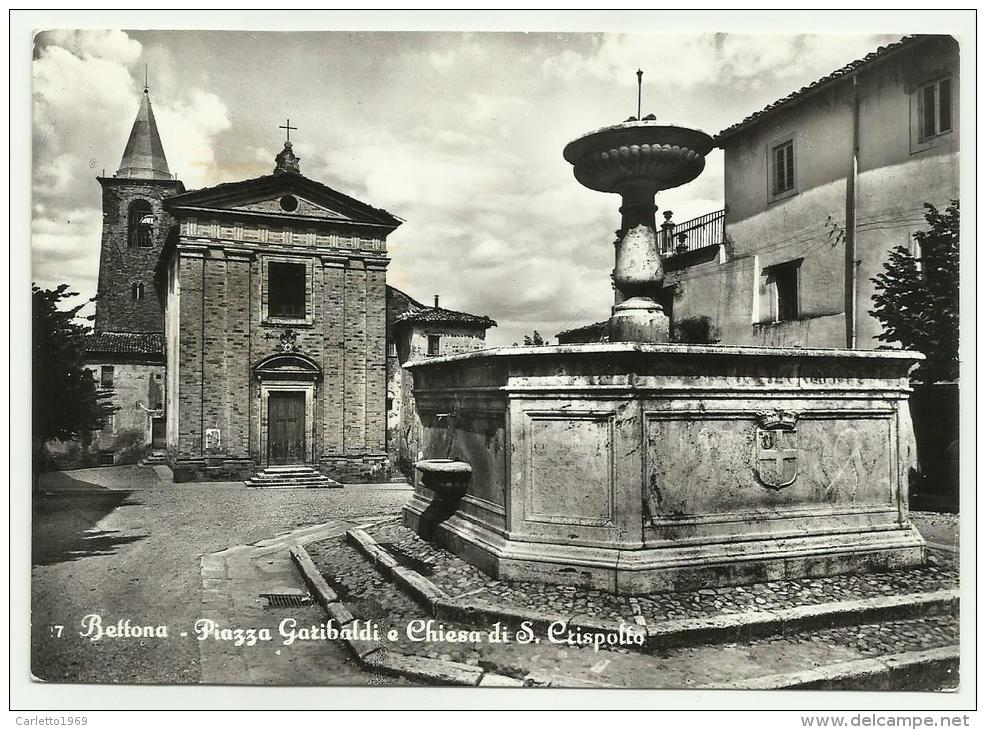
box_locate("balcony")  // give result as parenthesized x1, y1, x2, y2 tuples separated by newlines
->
(660, 208, 725, 257)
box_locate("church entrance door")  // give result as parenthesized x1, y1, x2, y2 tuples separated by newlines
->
(268, 392, 306, 465)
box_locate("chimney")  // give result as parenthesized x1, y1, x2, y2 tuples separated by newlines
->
(434, 294, 440, 308)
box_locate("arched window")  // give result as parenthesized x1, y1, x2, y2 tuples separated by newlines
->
(131, 282, 144, 301)
(127, 200, 154, 248)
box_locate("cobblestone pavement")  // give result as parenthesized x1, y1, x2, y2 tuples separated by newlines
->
(363, 518, 959, 626)
(306, 531, 959, 688)
(31, 465, 411, 684)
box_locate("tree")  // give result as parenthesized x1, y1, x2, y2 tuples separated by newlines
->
(32, 284, 116, 480)
(513, 330, 550, 347)
(870, 201, 959, 384)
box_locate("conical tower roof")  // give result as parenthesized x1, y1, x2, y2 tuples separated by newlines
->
(116, 87, 172, 180)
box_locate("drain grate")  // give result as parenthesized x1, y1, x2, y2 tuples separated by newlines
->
(261, 591, 312, 608)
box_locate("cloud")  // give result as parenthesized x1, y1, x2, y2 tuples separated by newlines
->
(39, 29, 142, 64)
(31, 208, 103, 314)
(311, 105, 618, 346)
(154, 90, 231, 189)
(31, 30, 232, 313)
(541, 33, 900, 92)
(30, 30, 906, 347)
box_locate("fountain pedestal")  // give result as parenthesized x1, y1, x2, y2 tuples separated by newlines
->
(403, 345, 926, 594)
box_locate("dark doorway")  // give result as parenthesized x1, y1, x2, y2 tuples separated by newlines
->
(268, 392, 306, 465)
(151, 417, 166, 448)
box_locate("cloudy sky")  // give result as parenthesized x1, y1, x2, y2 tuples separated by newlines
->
(32, 27, 902, 346)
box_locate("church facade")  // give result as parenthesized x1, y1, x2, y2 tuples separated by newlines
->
(159, 142, 400, 482)
(60, 86, 494, 483)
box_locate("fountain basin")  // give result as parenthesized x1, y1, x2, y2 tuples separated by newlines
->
(562, 121, 715, 194)
(414, 459, 472, 500)
(402, 343, 926, 594)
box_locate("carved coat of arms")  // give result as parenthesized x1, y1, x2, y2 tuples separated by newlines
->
(754, 409, 799, 489)
(278, 329, 299, 352)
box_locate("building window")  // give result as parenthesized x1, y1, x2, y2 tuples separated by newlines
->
(100, 365, 115, 388)
(919, 78, 952, 141)
(127, 200, 154, 248)
(387, 341, 397, 357)
(131, 282, 144, 301)
(765, 261, 800, 322)
(268, 262, 307, 318)
(771, 140, 795, 196)
(427, 335, 441, 356)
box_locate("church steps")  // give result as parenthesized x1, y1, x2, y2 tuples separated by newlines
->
(139, 450, 168, 466)
(245, 466, 343, 489)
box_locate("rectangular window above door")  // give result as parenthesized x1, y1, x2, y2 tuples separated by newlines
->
(268, 262, 307, 319)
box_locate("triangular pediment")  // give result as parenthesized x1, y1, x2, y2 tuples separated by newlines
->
(163, 173, 401, 229)
(227, 194, 353, 221)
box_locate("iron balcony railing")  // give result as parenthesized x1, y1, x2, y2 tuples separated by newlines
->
(660, 208, 725, 256)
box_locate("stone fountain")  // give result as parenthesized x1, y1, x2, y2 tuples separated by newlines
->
(562, 121, 713, 343)
(403, 114, 926, 594)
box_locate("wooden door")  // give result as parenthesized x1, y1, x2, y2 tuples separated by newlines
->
(268, 392, 306, 464)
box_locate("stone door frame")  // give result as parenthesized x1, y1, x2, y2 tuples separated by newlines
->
(259, 381, 316, 467)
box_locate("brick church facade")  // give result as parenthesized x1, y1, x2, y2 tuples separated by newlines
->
(64, 86, 494, 483)
(160, 142, 399, 482)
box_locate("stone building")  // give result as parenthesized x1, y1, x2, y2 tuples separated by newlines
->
(60, 84, 495, 482)
(48, 86, 182, 467)
(665, 35, 958, 349)
(159, 141, 402, 482)
(83, 333, 167, 465)
(385, 288, 496, 478)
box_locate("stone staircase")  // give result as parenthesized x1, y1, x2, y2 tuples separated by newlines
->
(245, 465, 342, 489)
(140, 449, 168, 466)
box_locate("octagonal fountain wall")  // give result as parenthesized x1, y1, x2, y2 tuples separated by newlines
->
(402, 343, 926, 594)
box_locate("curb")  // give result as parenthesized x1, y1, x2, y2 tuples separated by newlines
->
(697, 645, 960, 690)
(289, 542, 502, 687)
(345, 528, 959, 652)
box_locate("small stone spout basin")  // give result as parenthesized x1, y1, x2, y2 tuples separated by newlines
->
(414, 459, 472, 500)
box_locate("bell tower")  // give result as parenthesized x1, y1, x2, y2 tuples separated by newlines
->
(94, 83, 184, 333)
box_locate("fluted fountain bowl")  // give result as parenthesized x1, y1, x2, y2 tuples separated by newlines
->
(563, 121, 715, 194)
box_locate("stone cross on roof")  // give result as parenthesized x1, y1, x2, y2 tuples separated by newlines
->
(278, 118, 297, 143)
